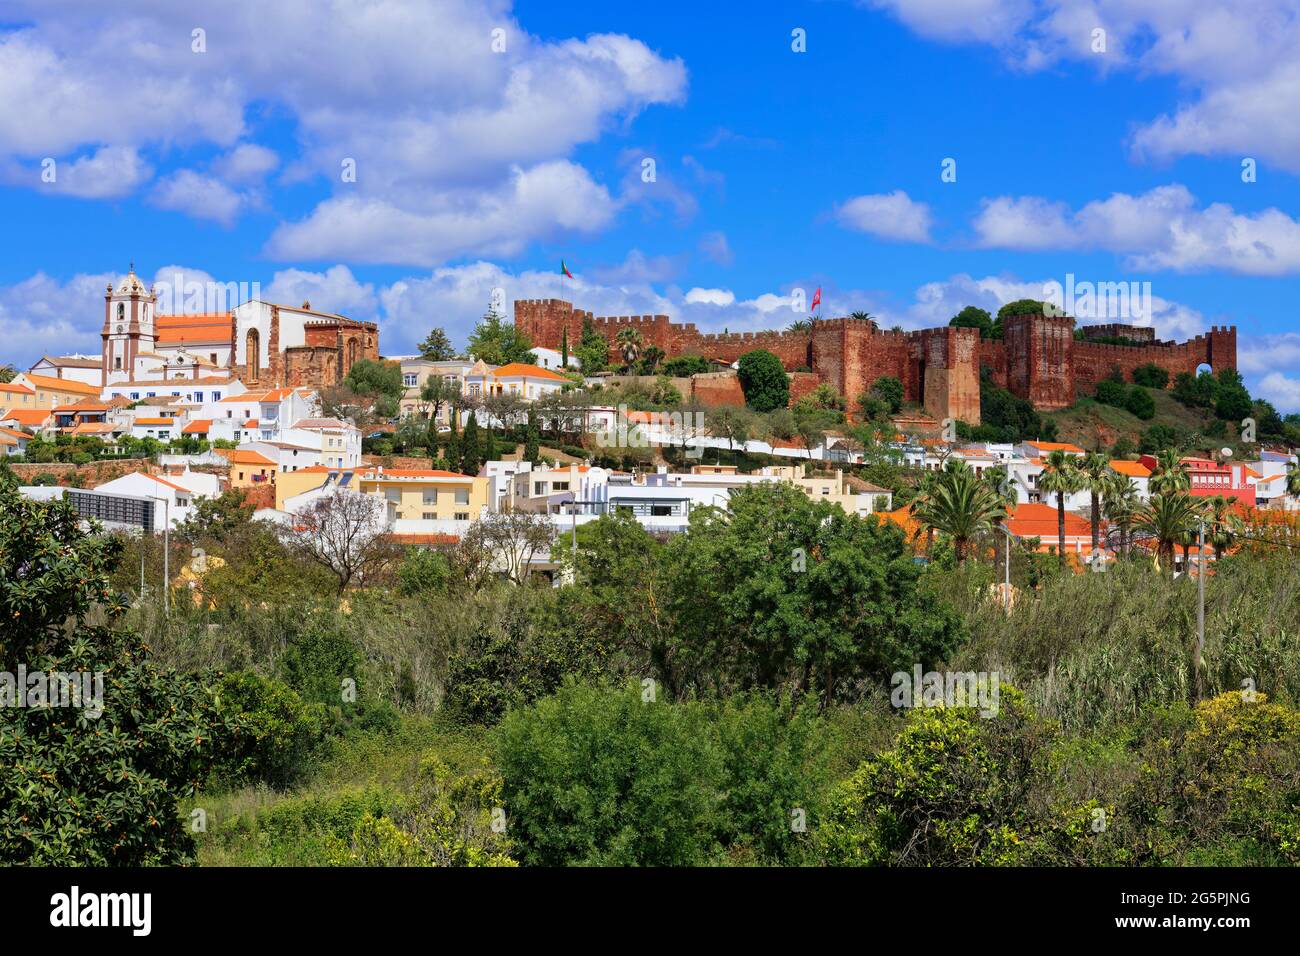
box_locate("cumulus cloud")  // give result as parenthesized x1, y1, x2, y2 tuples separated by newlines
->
(684, 287, 736, 306)
(866, 0, 1300, 173)
(972, 185, 1300, 275)
(150, 171, 249, 226)
(835, 190, 935, 243)
(1, 145, 154, 199)
(266, 160, 617, 266)
(0, 1, 686, 258)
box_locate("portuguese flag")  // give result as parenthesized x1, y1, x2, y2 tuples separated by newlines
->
(561, 260, 574, 279)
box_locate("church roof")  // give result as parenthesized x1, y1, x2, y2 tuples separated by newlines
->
(155, 313, 232, 345)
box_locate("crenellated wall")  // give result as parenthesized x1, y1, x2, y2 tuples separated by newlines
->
(515, 300, 1236, 424)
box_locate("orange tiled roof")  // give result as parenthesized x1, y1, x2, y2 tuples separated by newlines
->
(1, 409, 53, 426)
(223, 449, 276, 465)
(1025, 440, 1085, 454)
(70, 422, 119, 435)
(1109, 460, 1151, 478)
(153, 313, 232, 346)
(0, 425, 30, 441)
(1005, 502, 1092, 540)
(20, 373, 100, 395)
(182, 419, 212, 434)
(133, 416, 176, 425)
(489, 362, 570, 382)
(0, 382, 35, 394)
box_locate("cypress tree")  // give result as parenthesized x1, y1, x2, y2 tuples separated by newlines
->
(524, 408, 540, 465)
(461, 412, 481, 475)
(561, 326, 569, 369)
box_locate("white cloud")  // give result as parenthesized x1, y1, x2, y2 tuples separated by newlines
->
(1254, 371, 1300, 412)
(835, 190, 935, 243)
(0, 1, 686, 257)
(213, 143, 279, 184)
(684, 287, 736, 306)
(3, 145, 154, 199)
(972, 185, 1300, 275)
(266, 160, 616, 266)
(866, 0, 1300, 173)
(262, 265, 379, 317)
(149, 170, 248, 226)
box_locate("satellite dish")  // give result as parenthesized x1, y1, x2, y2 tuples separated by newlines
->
(1221, 447, 1233, 459)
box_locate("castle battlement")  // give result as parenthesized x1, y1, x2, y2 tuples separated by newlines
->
(513, 298, 1235, 424)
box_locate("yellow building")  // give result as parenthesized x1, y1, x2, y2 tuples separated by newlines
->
(11, 372, 102, 408)
(0, 381, 38, 412)
(356, 468, 488, 521)
(219, 448, 278, 488)
(275, 465, 338, 509)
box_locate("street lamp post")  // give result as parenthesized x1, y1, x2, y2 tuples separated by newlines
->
(1196, 517, 1205, 699)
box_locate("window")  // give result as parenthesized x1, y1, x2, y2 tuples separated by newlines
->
(533, 482, 546, 496)
(553, 482, 569, 492)
(114, 357, 122, 370)
(422, 491, 437, 505)
(454, 512, 469, 520)
(238, 472, 244, 481)
(455, 488, 470, 505)
(422, 512, 436, 520)
(385, 489, 401, 503)
(651, 505, 672, 517)
(194, 392, 203, 402)
(403, 374, 418, 387)
(130, 392, 139, 400)
(210, 354, 218, 364)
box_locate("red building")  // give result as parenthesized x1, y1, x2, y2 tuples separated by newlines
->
(1139, 455, 1256, 506)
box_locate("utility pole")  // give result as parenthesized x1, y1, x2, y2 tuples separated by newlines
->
(1196, 517, 1205, 699)
(1003, 524, 1012, 611)
(163, 497, 170, 618)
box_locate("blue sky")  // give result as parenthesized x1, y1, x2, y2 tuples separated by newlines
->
(2, 1, 1300, 405)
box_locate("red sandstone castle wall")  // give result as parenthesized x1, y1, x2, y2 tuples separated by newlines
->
(514, 299, 1235, 422)
(1072, 326, 1236, 394)
(1004, 314, 1074, 410)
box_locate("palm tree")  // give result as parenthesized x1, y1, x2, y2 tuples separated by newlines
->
(787, 319, 812, 333)
(1202, 494, 1240, 562)
(615, 327, 644, 368)
(1078, 452, 1112, 554)
(1102, 471, 1141, 557)
(849, 310, 875, 324)
(1149, 449, 1190, 496)
(910, 459, 1003, 564)
(1136, 492, 1198, 574)
(1038, 450, 1083, 567)
(1285, 459, 1300, 505)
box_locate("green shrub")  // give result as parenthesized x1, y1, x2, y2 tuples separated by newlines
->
(213, 671, 325, 788)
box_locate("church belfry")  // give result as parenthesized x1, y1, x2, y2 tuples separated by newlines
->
(101, 264, 157, 384)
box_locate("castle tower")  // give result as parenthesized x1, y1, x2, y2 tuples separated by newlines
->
(1003, 313, 1075, 410)
(102, 263, 157, 385)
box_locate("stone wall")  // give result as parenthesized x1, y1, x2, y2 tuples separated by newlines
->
(516, 299, 1235, 423)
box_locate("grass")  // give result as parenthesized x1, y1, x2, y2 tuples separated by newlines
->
(1044, 388, 1221, 453)
(188, 716, 493, 866)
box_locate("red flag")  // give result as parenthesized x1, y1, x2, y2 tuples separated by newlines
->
(810, 287, 821, 314)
